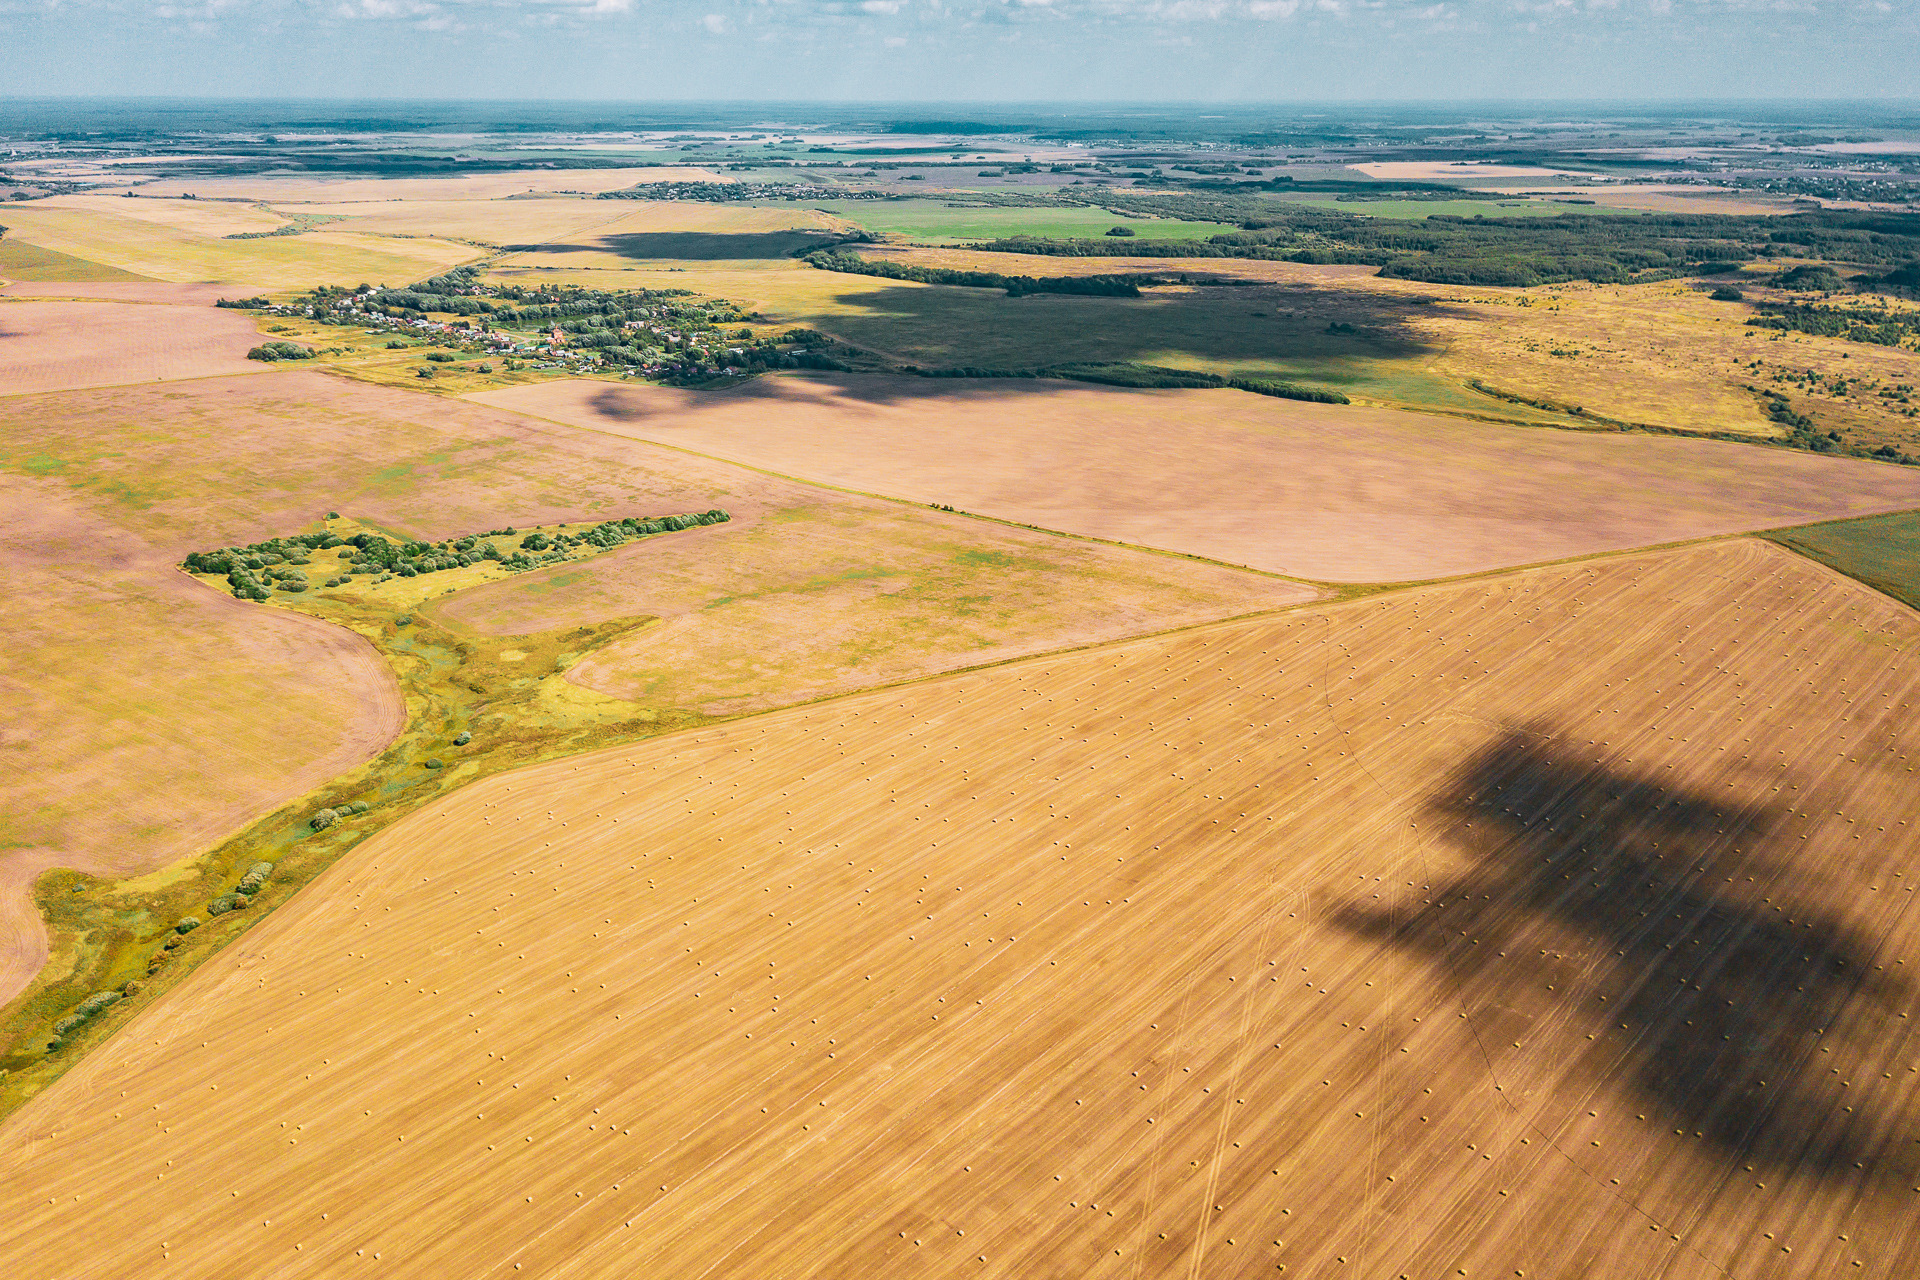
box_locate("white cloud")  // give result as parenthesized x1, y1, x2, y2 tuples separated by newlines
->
(701, 8, 730, 27)
(862, 0, 903, 10)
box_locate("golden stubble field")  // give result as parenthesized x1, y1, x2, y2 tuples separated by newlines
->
(4, 539, 1918, 1280)
(0, 369, 1305, 1002)
(471, 375, 1920, 582)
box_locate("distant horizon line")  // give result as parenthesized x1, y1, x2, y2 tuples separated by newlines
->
(4, 94, 1919, 107)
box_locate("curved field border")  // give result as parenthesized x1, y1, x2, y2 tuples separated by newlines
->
(5, 539, 1917, 1280)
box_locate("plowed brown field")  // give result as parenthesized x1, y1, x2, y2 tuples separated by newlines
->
(0, 300, 265, 394)
(5, 539, 1918, 1280)
(471, 376, 1920, 581)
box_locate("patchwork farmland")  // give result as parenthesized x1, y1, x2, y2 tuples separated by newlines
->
(472, 375, 1920, 581)
(4, 540, 1917, 1279)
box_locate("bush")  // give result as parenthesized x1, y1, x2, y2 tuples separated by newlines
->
(453, 731, 472, 746)
(1711, 286, 1745, 302)
(309, 808, 339, 831)
(425, 759, 444, 770)
(246, 342, 315, 362)
(236, 862, 273, 895)
(385, 340, 409, 349)
(415, 367, 436, 379)
(425, 352, 456, 363)
(207, 893, 247, 915)
(1105, 226, 1137, 237)
(347, 800, 370, 814)
(175, 916, 201, 934)
(1229, 377, 1351, 405)
(520, 532, 551, 551)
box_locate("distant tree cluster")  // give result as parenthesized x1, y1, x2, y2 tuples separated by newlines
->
(1748, 301, 1919, 347)
(804, 249, 1146, 297)
(246, 341, 315, 361)
(182, 512, 733, 599)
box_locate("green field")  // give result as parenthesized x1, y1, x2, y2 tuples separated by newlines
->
(1763, 509, 1920, 611)
(807, 199, 1237, 243)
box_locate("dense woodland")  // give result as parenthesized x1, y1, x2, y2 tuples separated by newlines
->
(968, 204, 1920, 287)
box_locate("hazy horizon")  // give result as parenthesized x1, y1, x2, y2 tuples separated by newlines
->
(7, 0, 1918, 104)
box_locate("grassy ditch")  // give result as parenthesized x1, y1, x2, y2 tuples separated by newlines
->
(0, 515, 726, 1122)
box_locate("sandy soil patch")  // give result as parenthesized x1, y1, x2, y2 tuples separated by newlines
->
(470, 375, 1920, 582)
(0, 300, 266, 395)
(5, 540, 1917, 1279)
(0, 477, 401, 1006)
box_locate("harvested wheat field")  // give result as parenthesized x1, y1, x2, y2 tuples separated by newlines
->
(472, 375, 1920, 581)
(0, 369, 1300, 988)
(5, 538, 1918, 1280)
(0, 476, 402, 1004)
(438, 497, 1311, 716)
(0, 300, 266, 395)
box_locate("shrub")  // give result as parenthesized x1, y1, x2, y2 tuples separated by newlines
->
(425, 759, 444, 770)
(477, 362, 493, 373)
(175, 916, 201, 934)
(454, 731, 472, 746)
(425, 352, 456, 363)
(53, 1015, 82, 1036)
(385, 340, 408, 349)
(1105, 226, 1137, 237)
(237, 862, 273, 895)
(207, 893, 248, 915)
(1229, 377, 1351, 405)
(246, 342, 315, 362)
(76, 991, 122, 1017)
(309, 808, 339, 831)
(347, 800, 370, 814)
(415, 366, 436, 378)
(520, 532, 551, 551)
(1710, 286, 1745, 302)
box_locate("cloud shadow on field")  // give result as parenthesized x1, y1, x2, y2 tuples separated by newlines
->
(1337, 727, 1915, 1187)
(507, 230, 844, 260)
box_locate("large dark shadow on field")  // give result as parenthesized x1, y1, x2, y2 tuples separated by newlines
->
(749, 276, 1465, 396)
(507, 230, 844, 260)
(1338, 727, 1914, 1186)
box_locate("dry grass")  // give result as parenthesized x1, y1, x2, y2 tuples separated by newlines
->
(5, 540, 1918, 1279)
(0, 300, 266, 395)
(1421, 278, 1920, 444)
(0, 476, 402, 1004)
(0, 370, 1303, 1002)
(469, 374, 1920, 582)
(0, 204, 475, 288)
(438, 498, 1313, 716)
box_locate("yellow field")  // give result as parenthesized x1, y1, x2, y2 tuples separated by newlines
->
(0, 475, 402, 1004)
(5, 539, 1918, 1279)
(0, 204, 475, 287)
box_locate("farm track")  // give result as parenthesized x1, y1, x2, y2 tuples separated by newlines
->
(2, 539, 1918, 1279)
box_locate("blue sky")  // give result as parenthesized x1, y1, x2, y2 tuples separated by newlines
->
(5, 0, 1917, 101)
